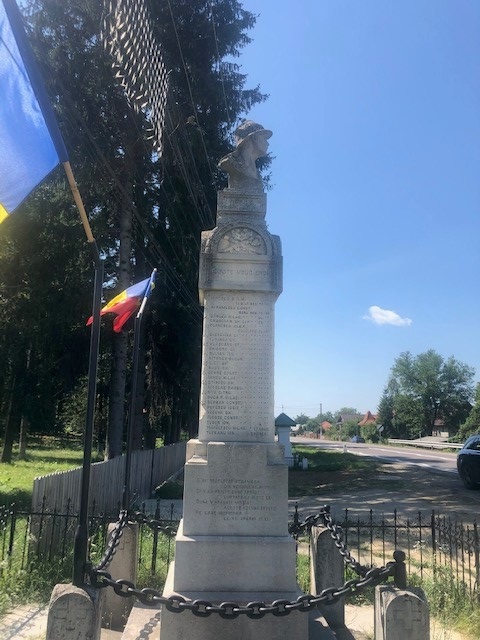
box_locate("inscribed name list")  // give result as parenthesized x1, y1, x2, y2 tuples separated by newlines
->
(199, 290, 275, 442)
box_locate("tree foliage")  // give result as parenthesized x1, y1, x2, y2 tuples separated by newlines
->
(0, 0, 267, 458)
(456, 383, 480, 442)
(378, 350, 475, 439)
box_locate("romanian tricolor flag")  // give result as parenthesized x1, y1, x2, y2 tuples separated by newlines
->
(0, 0, 68, 223)
(87, 271, 156, 333)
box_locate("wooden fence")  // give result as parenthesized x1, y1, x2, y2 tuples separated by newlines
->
(31, 442, 186, 513)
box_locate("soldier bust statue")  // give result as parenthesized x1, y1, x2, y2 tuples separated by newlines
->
(218, 120, 272, 191)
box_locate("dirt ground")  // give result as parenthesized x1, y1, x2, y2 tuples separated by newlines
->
(289, 461, 480, 525)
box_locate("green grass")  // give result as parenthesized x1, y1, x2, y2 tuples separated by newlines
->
(0, 444, 102, 509)
(289, 446, 379, 497)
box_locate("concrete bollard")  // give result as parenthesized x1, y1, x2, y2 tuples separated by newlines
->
(310, 525, 345, 629)
(374, 585, 429, 640)
(46, 583, 103, 640)
(102, 521, 139, 631)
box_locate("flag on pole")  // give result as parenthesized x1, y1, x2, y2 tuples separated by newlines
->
(0, 0, 69, 223)
(86, 270, 156, 333)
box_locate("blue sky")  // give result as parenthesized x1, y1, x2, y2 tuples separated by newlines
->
(236, 1, 480, 419)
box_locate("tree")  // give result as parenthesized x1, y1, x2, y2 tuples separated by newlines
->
(0, 0, 269, 460)
(456, 383, 480, 442)
(337, 407, 358, 416)
(294, 414, 309, 425)
(377, 386, 395, 436)
(383, 350, 474, 439)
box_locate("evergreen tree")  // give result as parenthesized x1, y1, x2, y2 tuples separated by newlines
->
(0, 0, 267, 457)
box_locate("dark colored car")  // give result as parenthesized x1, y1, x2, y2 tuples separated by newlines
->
(457, 435, 480, 489)
(350, 435, 365, 443)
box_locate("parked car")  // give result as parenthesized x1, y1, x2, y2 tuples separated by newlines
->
(350, 435, 365, 443)
(457, 435, 480, 489)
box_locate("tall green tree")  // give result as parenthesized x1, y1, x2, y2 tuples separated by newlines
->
(0, 0, 267, 458)
(383, 350, 474, 438)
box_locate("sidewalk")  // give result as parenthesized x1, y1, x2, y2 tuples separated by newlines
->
(0, 601, 469, 640)
(0, 603, 121, 640)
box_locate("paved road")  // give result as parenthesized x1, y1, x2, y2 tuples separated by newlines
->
(293, 437, 458, 476)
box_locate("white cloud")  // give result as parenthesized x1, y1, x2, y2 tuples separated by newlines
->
(363, 305, 412, 327)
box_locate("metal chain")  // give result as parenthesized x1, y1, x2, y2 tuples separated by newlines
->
(88, 504, 400, 617)
(89, 562, 395, 617)
(92, 510, 129, 571)
(289, 505, 368, 576)
(129, 511, 178, 536)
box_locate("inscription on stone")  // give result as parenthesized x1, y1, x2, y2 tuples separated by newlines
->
(199, 290, 275, 442)
(192, 477, 277, 524)
(210, 263, 272, 288)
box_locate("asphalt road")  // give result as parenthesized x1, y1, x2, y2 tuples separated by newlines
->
(293, 437, 458, 477)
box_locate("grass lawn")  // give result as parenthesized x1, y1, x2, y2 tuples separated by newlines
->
(289, 445, 379, 497)
(0, 443, 102, 509)
(0, 441, 381, 508)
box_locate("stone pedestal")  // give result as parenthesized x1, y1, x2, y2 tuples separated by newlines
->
(160, 125, 308, 639)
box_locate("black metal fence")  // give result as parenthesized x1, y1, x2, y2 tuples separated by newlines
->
(2, 502, 479, 608)
(339, 508, 479, 602)
(0, 500, 180, 586)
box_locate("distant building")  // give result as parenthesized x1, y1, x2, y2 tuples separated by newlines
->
(336, 411, 377, 426)
(358, 411, 377, 426)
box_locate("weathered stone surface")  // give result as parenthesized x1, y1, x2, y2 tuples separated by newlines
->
(375, 585, 429, 640)
(159, 564, 308, 640)
(197, 290, 276, 442)
(183, 442, 287, 536)
(101, 522, 138, 631)
(46, 583, 103, 640)
(310, 526, 345, 629)
(172, 527, 297, 591)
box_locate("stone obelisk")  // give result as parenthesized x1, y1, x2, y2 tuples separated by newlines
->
(159, 122, 307, 639)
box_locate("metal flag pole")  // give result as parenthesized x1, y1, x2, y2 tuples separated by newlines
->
(122, 269, 157, 511)
(73, 248, 103, 586)
(63, 163, 104, 587)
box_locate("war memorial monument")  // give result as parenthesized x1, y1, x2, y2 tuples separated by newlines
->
(159, 121, 308, 639)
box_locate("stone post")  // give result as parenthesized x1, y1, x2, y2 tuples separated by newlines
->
(159, 122, 308, 639)
(310, 526, 345, 629)
(374, 585, 429, 640)
(46, 584, 103, 640)
(101, 522, 138, 631)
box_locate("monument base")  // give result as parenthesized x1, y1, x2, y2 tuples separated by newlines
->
(173, 520, 297, 591)
(159, 563, 309, 640)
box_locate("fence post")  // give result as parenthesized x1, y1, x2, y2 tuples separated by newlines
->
(474, 521, 479, 598)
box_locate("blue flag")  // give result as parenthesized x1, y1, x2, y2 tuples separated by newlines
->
(0, 0, 68, 222)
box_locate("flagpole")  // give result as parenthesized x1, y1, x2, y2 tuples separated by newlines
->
(73, 254, 103, 587)
(64, 163, 104, 587)
(122, 270, 156, 510)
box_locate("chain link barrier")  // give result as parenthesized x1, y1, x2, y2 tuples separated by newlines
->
(87, 504, 405, 618)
